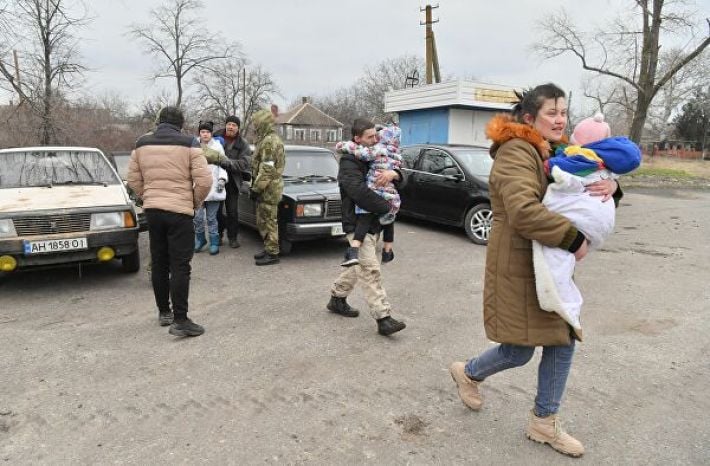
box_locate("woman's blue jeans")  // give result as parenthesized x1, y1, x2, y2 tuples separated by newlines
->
(464, 341, 575, 417)
(194, 201, 220, 236)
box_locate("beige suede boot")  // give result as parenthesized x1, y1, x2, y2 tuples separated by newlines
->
(449, 362, 483, 410)
(526, 410, 584, 457)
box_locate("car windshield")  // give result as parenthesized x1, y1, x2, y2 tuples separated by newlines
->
(451, 149, 493, 177)
(284, 151, 338, 178)
(112, 152, 131, 180)
(0, 150, 121, 188)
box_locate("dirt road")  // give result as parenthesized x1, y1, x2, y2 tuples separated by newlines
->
(1, 188, 708, 464)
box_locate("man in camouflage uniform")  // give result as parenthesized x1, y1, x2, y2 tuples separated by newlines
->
(250, 109, 285, 266)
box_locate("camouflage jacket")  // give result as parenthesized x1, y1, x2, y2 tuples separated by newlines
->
(251, 110, 285, 204)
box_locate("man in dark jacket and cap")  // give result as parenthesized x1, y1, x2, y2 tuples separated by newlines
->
(327, 118, 407, 336)
(213, 115, 252, 248)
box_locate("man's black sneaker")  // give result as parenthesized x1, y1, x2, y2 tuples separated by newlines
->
(169, 318, 205, 337)
(377, 316, 406, 336)
(341, 247, 360, 267)
(255, 253, 280, 266)
(158, 311, 173, 327)
(381, 249, 394, 263)
(327, 295, 359, 317)
(228, 238, 241, 249)
(254, 250, 267, 260)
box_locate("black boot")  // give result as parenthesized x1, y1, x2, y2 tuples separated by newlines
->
(381, 249, 394, 263)
(169, 317, 205, 337)
(255, 253, 280, 266)
(254, 250, 268, 260)
(327, 295, 359, 317)
(340, 247, 360, 267)
(228, 238, 241, 249)
(377, 316, 406, 336)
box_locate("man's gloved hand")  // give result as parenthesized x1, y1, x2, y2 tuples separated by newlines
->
(249, 188, 261, 202)
(203, 150, 219, 164)
(216, 179, 226, 193)
(204, 151, 228, 165)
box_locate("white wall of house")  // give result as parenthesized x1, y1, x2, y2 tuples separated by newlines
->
(448, 108, 497, 146)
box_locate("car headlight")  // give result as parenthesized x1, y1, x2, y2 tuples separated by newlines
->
(296, 203, 323, 217)
(0, 219, 17, 237)
(90, 212, 125, 230)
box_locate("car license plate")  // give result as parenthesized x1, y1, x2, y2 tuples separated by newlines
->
(23, 237, 88, 255)
(331, 224, 344, 236)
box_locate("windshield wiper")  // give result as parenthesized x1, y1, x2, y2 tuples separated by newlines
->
(53, 181, 108, 187)
(298, 174, 337, 181)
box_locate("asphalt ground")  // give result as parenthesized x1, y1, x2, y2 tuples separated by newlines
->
(1, 188, 709, 465)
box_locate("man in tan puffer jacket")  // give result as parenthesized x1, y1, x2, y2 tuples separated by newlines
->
(127, 106, 212, 337)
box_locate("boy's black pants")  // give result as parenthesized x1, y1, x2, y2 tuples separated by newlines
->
(353, 213, 394, 244)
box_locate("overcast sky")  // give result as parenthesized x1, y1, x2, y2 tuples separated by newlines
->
(8, 0, 710, 114)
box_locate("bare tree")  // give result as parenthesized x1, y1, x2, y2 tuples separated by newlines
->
(310, 85, 370, 136)
(647, 48, 709, 137)
(0, 0, 89, 144)
(582, 77, 637, 134)
(140, 90, 174, 124)
(192, 59, 277, 137)
(359, 54, 426, 121)
(534, 1, 710, 142)
(309, 54, 426, 129)
(128, 0, 233, 108)
(240, 65, 278, 136)
(192, 55, 247, 121)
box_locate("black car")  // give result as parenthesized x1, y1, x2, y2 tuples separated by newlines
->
(238, 145, 344, 254)
(399, 144, 492, 245)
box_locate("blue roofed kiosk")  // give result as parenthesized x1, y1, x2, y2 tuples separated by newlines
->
(384, 80, 518, 146)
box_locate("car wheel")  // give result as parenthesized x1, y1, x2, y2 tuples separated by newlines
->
(279, 238, 293, 256)
(464, 203, 492, 245)
(121, 248, 141, 273)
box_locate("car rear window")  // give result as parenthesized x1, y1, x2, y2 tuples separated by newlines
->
(0, 150, 121, 188)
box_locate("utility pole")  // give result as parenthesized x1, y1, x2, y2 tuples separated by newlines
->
(420, 4, 441, 84)
(12, 50, 23, 106)
(242, 66, 247, 127)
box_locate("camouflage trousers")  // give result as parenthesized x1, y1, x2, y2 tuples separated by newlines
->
(256, 202, 279, 255)
(330, 232, 391, 320)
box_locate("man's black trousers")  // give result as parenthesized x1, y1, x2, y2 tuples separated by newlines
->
(146, 209, 194, 319)
(218, 183, 240, 240)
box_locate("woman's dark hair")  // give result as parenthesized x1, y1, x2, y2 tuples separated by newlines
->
(511, 83, 565, 123)
(351, 118, 375, 138)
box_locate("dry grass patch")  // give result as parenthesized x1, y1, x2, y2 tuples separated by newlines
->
(624, 155, 710, 188)
(638, 156, 710, 179)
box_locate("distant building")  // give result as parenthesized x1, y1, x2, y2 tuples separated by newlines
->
(385, 80, 518, 146)
(275, 97, 344, 148)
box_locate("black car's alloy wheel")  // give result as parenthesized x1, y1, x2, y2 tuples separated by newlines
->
(464, 204, 492, 245)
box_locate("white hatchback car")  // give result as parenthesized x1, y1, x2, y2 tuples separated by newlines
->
(0, 147, 141, 274)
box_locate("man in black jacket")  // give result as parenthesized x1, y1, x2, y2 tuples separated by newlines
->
(214, 115, 252, 248)
(327, 118, 407, 336)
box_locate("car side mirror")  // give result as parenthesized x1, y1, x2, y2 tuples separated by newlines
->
(441, 167, 463, 181)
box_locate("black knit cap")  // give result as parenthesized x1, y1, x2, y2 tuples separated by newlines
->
(158, 106, 184, 128)
(225, 115, 241, 127)
(198, 120, 214, 133)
